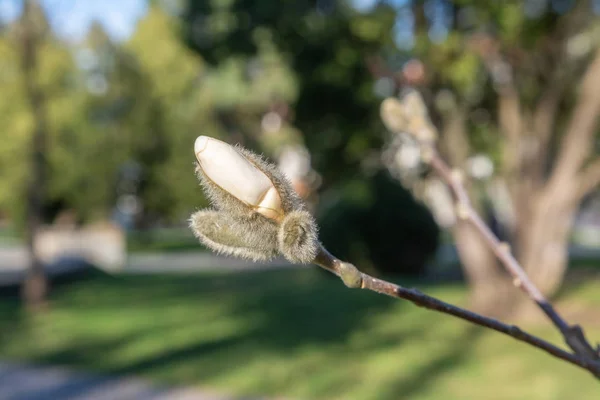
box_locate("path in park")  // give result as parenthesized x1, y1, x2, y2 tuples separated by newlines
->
(0, 362, 269, 400)
(0, 244, 297, 286)
(123, 252, 295, 274)
(2, 242, 600, 284)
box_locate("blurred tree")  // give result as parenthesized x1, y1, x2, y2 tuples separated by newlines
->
(380, 0, 600, 302)
(1, 5, 213, 232)
(54, 23, 136, 222)
(124, 6, 211, 221)
(318, 169, 439, 276)
(12, 0, 54, 309)
(0, 2, 117, 307)
(77, 21, 173, 225)
(49, 14, 198, 226)
(180, 0, 397, 186)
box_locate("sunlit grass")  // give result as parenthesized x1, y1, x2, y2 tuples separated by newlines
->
(127, 227, 207, 253)
(0, 267, 598, 400)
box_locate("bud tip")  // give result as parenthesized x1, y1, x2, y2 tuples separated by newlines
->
(194, 136, 209, 159)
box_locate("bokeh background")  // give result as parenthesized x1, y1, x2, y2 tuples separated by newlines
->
(0, 0, 599, 399)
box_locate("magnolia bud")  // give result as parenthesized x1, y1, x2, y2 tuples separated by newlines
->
(402, 90, 428, 119)
(191, 136, 320, 265)
(278, 210, 319, 263)
(195, 136, 283, 221)
(381, 92, 437, 143)
(380, 97, 407, 133)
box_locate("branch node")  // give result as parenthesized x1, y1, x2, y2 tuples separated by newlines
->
(420, 146, 434, 163)
(513, 278, 522, 288)
(498, 242, 511, 254)
(416, 127, 437, 143)
(565, 325, 600, 361)
(455, 203, 470, 220)
(450, 168, 465, 184)
(338, 262, 363, 289)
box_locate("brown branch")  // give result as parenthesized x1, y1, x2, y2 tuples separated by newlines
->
(530, 84, 563, 181)
(469, 34, 521, 141)
(470, 35, 527, 222)
(548, 50, 600, 189)
(313, 245, 600, 378)
(426, 151, 599, 356)
(438, 102, 470, 168)
(379, 92, 600, 378)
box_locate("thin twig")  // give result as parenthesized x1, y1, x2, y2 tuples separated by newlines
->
(313, 246, 600, 378)
(378, 92, 599, 377)
(426, 148, 600, 362)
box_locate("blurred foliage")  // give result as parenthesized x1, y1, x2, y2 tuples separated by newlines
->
(0, 19, 77, 228)
(181, 0, 397, 186)
(409, 0, 600, 158)
(124, 8, 211, 221)
(318, 169, 439, 276)
(0, 5, 213, 227)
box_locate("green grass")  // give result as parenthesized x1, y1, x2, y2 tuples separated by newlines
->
(0, 226, 19, 245)
(126, 227, 208, 253)
(0, 269, 599, 400)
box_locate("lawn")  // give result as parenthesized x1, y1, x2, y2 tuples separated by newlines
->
(127, 227, 208, 253)
(0, 267, 599, 400)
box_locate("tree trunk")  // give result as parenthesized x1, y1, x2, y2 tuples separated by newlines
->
(19, 0, 48, 311)
(436, 103, 514, 312)
(516, 189, 576, 297)
(453, 221, 512, 314)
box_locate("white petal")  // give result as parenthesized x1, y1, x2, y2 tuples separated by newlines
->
(256, 186, 282, 220)
(195, 136, 283, 218)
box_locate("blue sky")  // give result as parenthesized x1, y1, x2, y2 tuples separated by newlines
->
(2, 0, 597, 45)
(0, 0, 406, 43)
(351, 0, 409, 12)
(0, 0, 149, 42)
(0, 0, 424, 48)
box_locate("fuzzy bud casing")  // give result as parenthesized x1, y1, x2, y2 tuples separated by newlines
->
(380, 91, 437, 142)
(189, 210, 279, 261)
(278, 210, 319, 264)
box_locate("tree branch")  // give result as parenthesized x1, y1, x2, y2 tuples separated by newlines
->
(576, 158, 600, 201)
(529, 0, 590, 182)
(469, 34, 526, 222)
(426, 151, 598, 359)
(530, 83, 563, 181)
(380, 92, 600, 378)
(548, 50, 600, 189)
(313, 245, 600, 378)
